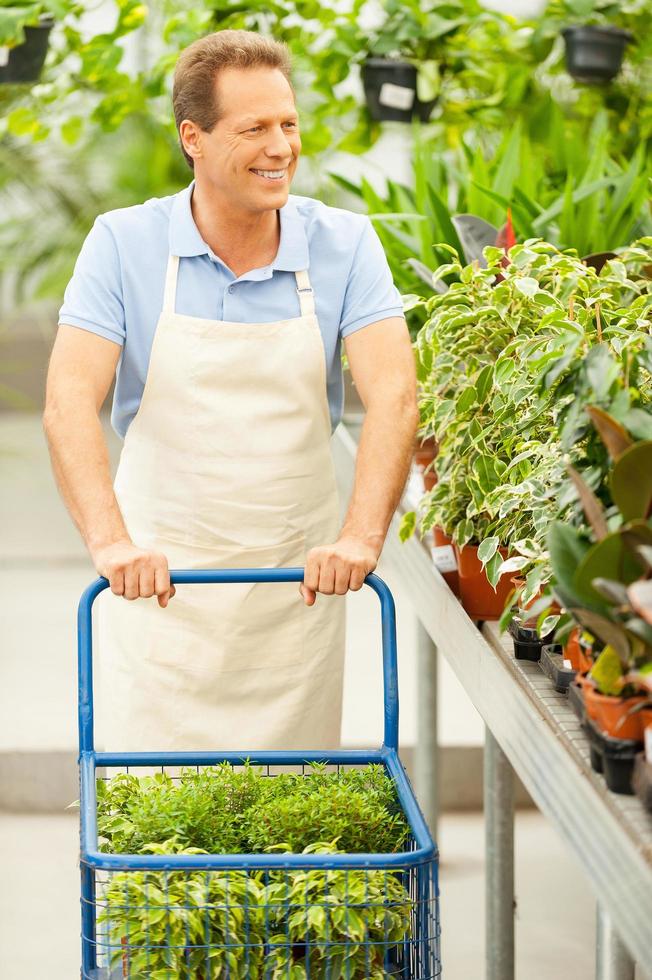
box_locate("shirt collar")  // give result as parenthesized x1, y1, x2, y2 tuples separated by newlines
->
(168, 179, 309, 275)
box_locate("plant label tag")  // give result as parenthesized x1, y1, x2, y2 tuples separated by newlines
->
(431, 544, 457, 574)
(379, 83, 415, 111)
(646, 725, 652, 764)
(0, 48, 9, 68)
(563, 658, 572, 670)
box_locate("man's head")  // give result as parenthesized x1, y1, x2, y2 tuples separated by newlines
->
(173, 30, 300, 214)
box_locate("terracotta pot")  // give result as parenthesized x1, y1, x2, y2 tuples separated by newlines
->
(432, 526, 460, 596)
(582, 681, 602, 724)
(578, 635, 594, 674)
(564, 628, 583, 672)
(414, 436, 438, 491)
(586, 689, 647, 741)
(454, 543, 513, 621)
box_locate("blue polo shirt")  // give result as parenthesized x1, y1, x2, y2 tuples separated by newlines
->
(58, 180, 405, 439)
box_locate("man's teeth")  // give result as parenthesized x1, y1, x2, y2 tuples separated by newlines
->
(252, 169, 286, 179)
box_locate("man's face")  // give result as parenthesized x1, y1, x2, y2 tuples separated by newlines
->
(189, 66, 301, 213)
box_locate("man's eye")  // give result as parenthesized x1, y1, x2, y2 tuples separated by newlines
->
(284, 121, 297, 128)
(247, 126, 262, 133)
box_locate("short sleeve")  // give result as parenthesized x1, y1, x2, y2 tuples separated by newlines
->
(339, 216, 405, 338)
(58, 216, 126, 346)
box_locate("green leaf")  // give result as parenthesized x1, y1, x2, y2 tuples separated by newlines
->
(547, 522, 591, 608)
(574, 533, 645, 608)
(611, 441, 652, 521)
(477, 536, 500, 565)
(590, 645, 626, 695)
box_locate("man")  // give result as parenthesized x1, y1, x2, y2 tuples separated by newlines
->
(44, 30, 418, 752)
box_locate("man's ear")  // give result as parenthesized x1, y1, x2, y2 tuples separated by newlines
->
(179, 119, 202, 163)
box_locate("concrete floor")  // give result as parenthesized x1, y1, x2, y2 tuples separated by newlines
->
(0, 809, 600, 980)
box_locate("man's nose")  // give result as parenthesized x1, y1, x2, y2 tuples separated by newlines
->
(264, 125, 294, 158)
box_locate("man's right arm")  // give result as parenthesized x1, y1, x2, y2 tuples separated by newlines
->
(43, 325, 175, 607)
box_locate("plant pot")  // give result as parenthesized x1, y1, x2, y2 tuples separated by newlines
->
(562, 25, 633, 84)
(414, 436, 438, 491)
(584, 689, 646, 741)
(563, 628, 582, 672)
(585, 717, 639, 794)
(539, 643, 576, 694)
(432, 526, 460, 596)
(632, 753, 652, 811)
(569, 675, 587, 724)
(454, 543, 513, 621)
(508, 622, 555, 662)
(361, 59, 436, 123)
(0, 17, 53, 84)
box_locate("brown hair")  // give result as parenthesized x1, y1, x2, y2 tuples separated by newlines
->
(172, 29, 293, 170)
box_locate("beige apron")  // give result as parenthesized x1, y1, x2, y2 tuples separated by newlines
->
(97, 252, 346, 752)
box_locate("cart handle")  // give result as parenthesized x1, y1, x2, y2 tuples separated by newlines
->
(77, 568, 398, 754)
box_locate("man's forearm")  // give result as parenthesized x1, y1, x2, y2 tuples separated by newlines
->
(340, 396, 419, 556)
(43, 404, 130, 557)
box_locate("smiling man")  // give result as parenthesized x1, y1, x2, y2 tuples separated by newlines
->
(43, 30, 418, 752)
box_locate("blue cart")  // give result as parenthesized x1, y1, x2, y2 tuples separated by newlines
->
(77, 568, 441, 978)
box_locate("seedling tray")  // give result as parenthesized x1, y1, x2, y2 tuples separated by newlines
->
(539, 644, 576, 694)
(583, 716, 641, 795)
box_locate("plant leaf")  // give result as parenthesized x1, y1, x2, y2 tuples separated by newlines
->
(585, 406, 633, 460)
(565, 464, 608, 540)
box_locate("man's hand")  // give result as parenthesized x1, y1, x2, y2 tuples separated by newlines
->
(93, 541, 176, 608)
(299, 535, 379, 606)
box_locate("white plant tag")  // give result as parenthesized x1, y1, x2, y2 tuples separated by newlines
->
(378, 82, 415, 111)
(563, 658, 572, 670)
(646, 725, 652, 764)
(0, 48, 9, 68)
(431, 545, 457, 573)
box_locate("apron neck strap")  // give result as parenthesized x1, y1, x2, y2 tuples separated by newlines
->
(295, 269, 315, 317)
(164, 257, 315, 318)
(163, 254, 180, 314)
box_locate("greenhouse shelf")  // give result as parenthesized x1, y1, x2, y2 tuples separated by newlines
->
(335, 421, 652, 980)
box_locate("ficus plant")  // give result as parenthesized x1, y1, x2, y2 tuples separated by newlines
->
(400, 237, 652, 618)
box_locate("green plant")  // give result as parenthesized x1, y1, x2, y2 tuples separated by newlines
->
(94, 765, 415, 979)
(400, 238, 652, 616)
(548, 411, 652, 695)
(0, 0, 78, 48)
(96, 762, 410, 857)
(99, 840, 412, 980)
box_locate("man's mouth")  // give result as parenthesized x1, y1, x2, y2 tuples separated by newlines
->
(250, 168, 288, 181)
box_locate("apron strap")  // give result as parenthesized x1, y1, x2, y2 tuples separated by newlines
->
(163, 254, 180, 314)
(295, 269, 315, 317)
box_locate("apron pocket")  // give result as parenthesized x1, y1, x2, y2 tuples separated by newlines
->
(141, 531, 308, 673)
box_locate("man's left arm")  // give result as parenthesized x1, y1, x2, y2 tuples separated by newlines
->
(300, 316, 419, 605)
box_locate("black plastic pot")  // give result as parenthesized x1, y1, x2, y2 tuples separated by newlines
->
(361, 59, 436, 123)
(508, 621, 555, 662)
(569, 678, 586, 724)
(584, 716, 640, 794)
(562, 25, 633, 84)
(0, 17, 53, 84)
(632, 753, 652, 812)
(540, 643, 576, 694)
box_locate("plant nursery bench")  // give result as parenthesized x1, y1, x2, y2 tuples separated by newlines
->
(335, 421, 652, 980)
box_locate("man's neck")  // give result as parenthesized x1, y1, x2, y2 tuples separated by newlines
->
(190, 179, 280, 276)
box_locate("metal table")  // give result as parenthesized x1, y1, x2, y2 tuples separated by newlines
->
(334, 422, 652, 980)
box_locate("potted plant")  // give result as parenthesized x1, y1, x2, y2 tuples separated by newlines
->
(548, 414, 652, 790)
(0, 1, 60, 84)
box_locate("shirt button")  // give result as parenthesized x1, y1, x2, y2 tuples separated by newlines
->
(228, 285, 235, 294)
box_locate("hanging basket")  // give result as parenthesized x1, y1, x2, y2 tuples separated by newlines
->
(361, 58, 436, 123)
(0, 16, 53, 84)
(562, 25, 633, 84)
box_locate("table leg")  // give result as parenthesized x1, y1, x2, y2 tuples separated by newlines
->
(415, 618, 439, 843)
(485, 727, 515, 980)
(596, 903, 636, 980)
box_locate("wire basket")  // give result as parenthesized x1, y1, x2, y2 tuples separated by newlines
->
(77, 569, 441, 979)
